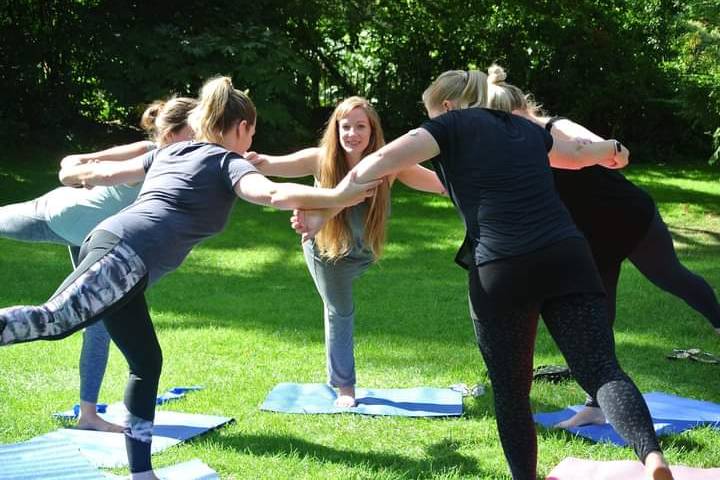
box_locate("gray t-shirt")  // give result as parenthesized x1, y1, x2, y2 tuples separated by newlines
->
(95, 141, 258, 284)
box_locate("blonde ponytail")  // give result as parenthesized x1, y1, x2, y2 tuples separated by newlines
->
(189, 76, 256, 144)
(422, 68, 489, 113)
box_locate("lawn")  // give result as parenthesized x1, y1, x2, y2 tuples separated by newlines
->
(1, 151, 719, 479)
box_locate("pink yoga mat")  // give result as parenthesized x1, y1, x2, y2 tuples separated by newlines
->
(546, 457, 720, 480)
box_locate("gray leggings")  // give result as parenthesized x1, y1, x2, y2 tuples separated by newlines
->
(303, 240, 373, 388)
(0, 198, 111, 404)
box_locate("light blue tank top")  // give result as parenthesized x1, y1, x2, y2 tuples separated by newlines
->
(43, 183, 143, 246)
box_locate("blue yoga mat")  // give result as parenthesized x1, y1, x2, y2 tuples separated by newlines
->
(37, 404, 233, 468)
(260, 383, 463, 416)
(0, 437, 106, 480)
(534, 391, 720, 445)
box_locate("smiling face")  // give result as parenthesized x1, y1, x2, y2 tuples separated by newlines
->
(338, 106, 372, 162)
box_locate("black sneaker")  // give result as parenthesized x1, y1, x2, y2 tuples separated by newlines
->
(532, 364, 572, 383)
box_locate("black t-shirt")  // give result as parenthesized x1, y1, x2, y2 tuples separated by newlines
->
(553, 166, 655, 271)
(421, 108, 582, 267)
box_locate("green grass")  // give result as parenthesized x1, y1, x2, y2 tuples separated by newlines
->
(1, 154, 719, 479)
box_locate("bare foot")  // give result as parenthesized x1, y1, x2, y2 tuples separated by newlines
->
(77, 402, 125, 433)
(555, 406, 606, 428)
(334, 386, 356, 407)
(77, 414, 125, 433)
(645, 451, 674, 480)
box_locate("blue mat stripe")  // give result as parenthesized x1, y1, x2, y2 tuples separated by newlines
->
(261, 383, 463, 416)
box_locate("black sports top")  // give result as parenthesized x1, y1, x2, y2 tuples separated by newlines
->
(547, 118, 655, 270)
(421, 108, 582, 268)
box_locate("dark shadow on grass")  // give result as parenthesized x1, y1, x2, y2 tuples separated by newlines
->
(209, 432, 485, 478)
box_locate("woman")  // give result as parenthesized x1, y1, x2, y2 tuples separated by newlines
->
(483, 65, 720, 428)
(0, 76, 377, 479)
(246, 96, 445, 406)
(294, 71, 674, 480)
(0, 96, 196, 432)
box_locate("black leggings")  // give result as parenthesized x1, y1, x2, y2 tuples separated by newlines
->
(603, 210, 720, 329)
(469, 269, 661, 480)
(586, 211, 720, 407)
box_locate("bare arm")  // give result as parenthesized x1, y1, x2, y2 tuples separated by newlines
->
(233, 172, 380, 210)
(549, 139, 628, 170)
(59, 157, 147, 188)
(244, 147, 320, 178)
(352, 128, 440, 185)
(395, 164, 446, 194)
(547, 118, 604, 143)
(60, 141, 155, 168)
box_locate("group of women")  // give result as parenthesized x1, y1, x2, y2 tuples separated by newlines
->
(2, 63, 718, 479)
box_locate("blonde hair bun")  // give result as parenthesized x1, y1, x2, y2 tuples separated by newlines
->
(487, 64, 507, 85)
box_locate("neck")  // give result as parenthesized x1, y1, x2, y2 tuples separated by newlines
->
(345, 151, 362, 168)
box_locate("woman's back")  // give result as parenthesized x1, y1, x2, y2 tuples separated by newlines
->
(421, 108, 580, 266)
(96, 141, 257, 283)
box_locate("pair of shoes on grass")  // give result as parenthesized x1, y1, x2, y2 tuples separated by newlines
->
(667, 348, 720, 364)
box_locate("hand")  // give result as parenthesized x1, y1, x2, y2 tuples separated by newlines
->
(333, 171, 383, 206)
(290, 209, 328, 242)
(244, 151, 266, 166)
(599, 144, 629, 169)
(60, 154, 91, 168)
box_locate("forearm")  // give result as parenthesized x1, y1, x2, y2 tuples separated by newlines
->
(236, 173, 358, 210)
(552, 119, 604, 142)
(60, 141, 154, 168)
(550, 139, 620, 170)
(353, 129, 439, 184)
(577, 140, 620, 167)
(269, 183, 349, 210)
(251, 148, 319, 178)
(59, 159, 145, 187)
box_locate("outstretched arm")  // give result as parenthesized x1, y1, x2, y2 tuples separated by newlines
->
(60, 141, 155, 169)
(244, 147, 320, 178)
(234, 172, 380, 210)
(549, 138, 628, 170)
(59, 156, 147, 188)
(352, 128, 440, 184)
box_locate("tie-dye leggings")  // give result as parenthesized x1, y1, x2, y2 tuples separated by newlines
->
(0, 230, 159, 474)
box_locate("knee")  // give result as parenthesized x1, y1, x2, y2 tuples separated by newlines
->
(131, 347, 163, 382)
(325, 300, 355, 319)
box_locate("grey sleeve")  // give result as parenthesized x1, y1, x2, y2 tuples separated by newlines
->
(142, 150, 157, 172)
(223, 154, 260, 191)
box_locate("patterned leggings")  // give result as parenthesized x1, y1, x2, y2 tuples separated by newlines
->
(0, 230, 160, 474)
(469, 268, 661, 480)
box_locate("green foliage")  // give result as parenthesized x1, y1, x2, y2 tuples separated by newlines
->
(663, 1, 720, 163)
(1, 0, 719, 158)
